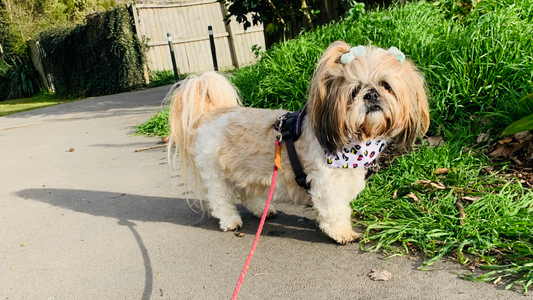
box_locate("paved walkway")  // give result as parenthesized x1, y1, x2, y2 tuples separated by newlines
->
(1, 86, 530, 299)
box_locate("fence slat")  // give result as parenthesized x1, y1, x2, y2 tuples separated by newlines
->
(134, 2, 265, 74)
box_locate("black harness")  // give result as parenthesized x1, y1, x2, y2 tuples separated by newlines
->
(273, 104, 379, 190)
(274, 104, 311, 191)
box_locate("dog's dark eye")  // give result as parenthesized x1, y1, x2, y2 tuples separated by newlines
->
(351, 86, 361, 99)
(380, 82, 392, 92)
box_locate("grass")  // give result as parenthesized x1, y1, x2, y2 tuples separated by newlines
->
(135, 0, 533, 293)
(0, 92, 76, 116)
(354, 140, 533, 293)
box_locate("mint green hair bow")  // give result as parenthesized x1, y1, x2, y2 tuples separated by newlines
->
(340, 46, 366, 64)
(387, 46, 405, 62)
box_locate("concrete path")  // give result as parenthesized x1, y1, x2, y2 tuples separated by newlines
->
(1, 86, 530, 300)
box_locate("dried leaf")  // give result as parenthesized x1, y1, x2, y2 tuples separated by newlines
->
(392, 190, 397, 199)
(434, 168, 449, 175)
(476, 133, 488, 144)
(497, 138, 513, 144)
(430, 182, 446, 190)
(513, 131, 531, 142)
(415, 179, 432, 187)
(407, 192, 419, 202)
(368, 269, 392, 281)
(490, 141, 523, 157)
(493, 276, 502, 285)
(462, 196, 480, 202)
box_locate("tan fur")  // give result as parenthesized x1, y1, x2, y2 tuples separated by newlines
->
(168, 42, 429, 244)
(308, 41, 429, 152)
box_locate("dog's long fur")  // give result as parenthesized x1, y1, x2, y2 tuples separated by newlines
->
(169, 41, 429, 244)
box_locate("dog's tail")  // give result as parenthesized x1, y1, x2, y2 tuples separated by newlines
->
(168, 72, 241, 202)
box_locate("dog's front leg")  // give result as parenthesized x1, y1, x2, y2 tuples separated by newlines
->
(311, 173, 365, 244)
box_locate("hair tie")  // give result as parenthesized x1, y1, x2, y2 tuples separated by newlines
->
(340, 46, 366, 64)
(387, 46, 405, 62)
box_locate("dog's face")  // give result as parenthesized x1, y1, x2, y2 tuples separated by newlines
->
(308, 41, 430, 153)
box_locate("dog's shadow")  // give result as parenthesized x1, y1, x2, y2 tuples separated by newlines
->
(15, 188, 334, 244)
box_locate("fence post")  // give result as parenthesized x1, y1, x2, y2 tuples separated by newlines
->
(167, 33, 180, 82)
(208, 25, 218, 72)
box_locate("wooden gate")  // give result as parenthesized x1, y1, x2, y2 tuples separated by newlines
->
(131, 1, 266, 74)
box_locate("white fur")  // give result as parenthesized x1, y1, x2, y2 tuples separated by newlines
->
(168, 42, 429, 244)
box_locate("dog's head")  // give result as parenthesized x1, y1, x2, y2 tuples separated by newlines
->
(308, 41, 430, 153)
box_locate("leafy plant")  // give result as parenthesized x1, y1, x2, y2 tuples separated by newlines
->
(149, 70, 177, 87)
(501, 93, 533, 136)
(134, 108, 170, 137)
(0, 56, 43, 100)
(38, 6, 147, 98)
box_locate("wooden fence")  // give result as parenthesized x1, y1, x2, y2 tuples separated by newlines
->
(131, 1, 266, 74)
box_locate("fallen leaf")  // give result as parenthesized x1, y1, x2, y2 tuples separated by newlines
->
(415, 179, 432, 187)
(462, 196, 481, 202)
(498, 138, 513, 144)
(430, 182, 446, 190)
(490, 141, 523, 157)
(476, 133, 488, 144)
(392, 190, 397, 199)
(513, 131, 531, 142)
(407, 192, 419, 202)
(21, 243, 27, 247)
(434, 168, 449, 175)
(69, 147, 75, 152)
(493, 276, 502, 285)
(368, 269, 392, 281)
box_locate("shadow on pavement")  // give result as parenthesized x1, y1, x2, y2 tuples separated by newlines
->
(15, 188, 333, 243)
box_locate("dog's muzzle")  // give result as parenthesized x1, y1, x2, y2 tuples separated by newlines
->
(364, 89, 382, 114)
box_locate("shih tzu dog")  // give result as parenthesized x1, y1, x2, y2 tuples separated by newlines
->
(168, 41, 429, 244)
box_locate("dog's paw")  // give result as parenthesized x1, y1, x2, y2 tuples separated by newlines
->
(220, 217, 243, 232)
(330, 226, 359, 245)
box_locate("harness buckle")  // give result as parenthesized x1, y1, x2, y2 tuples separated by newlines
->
(276, 115, 286, 142)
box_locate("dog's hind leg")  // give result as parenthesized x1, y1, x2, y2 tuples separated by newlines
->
(201, 172, 243, 231)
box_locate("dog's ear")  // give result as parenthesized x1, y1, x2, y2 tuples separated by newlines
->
(308, 41, 352, 153)
(394, 60, 430, 150)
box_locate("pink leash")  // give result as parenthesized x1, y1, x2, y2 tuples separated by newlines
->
(230, 141, 281, 300)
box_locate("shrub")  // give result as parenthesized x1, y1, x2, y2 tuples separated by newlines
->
(231, 0, 533, 141)
(38, 6, 147, 98)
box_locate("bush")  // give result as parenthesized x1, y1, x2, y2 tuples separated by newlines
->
(38, 6, 147, 98)
(231, 0, 533, 141)
(150, 70, 177, 88)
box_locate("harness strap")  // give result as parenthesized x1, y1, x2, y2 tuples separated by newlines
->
(275, 105, 310, 191)
(282, 130, 311, 190)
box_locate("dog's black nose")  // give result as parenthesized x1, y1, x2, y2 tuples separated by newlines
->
(363, 89, 379, 102)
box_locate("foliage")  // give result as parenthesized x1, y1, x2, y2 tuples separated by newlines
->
(134, 108, 170, 137)
(501, 94, 533, 136)
(38, 6, 148, 98)
(232, 0, 533, 141)
(0, 56, 43, 100)
(150, 70, 177, 88)
(354, 140, 533, 294)
(0, 0, 118, 100)
(221, 0, 325, 42)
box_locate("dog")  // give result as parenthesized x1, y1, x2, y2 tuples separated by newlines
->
(168, 41, 429, 244)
